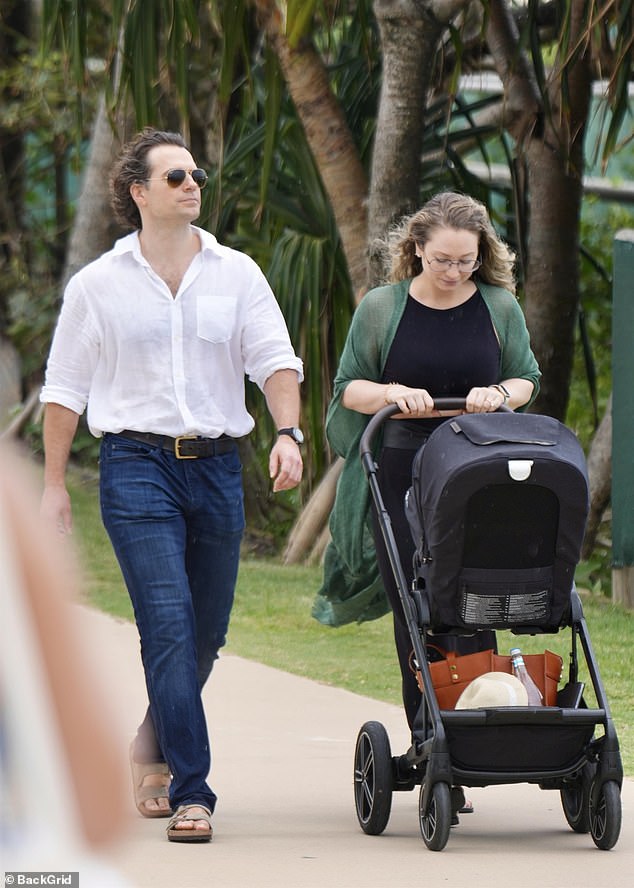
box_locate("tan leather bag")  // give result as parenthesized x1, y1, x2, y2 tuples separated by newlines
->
(423, 647, 563, 709)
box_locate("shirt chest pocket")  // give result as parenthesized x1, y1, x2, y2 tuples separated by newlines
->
(197, 294, 238, 343)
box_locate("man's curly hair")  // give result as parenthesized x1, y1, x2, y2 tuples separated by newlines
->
(109, 128, 189, 230)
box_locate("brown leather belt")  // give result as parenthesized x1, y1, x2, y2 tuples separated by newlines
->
(116, 430, 237, 459)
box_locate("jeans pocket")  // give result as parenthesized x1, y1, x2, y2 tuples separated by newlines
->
(100, 436, 154, 461)
(218, 448, 243, 475)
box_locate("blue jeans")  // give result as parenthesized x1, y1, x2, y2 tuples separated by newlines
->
(99, 434, 245, 812)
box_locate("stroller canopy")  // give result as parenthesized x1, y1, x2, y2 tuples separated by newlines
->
(406, 412, 589, 633)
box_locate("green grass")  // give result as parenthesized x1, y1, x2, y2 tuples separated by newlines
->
(67, 467, 634, 776)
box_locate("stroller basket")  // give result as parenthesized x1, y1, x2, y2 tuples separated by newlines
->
(441, 708, 598, 776)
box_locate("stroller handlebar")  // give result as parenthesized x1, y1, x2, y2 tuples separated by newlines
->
(359, 398, 513, 462)
(359, 398, 467, 460)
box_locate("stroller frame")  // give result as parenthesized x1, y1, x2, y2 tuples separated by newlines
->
(354, 401, 622, 851)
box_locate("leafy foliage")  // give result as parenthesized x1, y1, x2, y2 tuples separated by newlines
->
(199, 81, 356, 482)
(0, 37, 102, 378)
(4, 0, 632, 552)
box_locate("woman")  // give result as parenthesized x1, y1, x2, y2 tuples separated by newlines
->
(319, 192, 540, 753)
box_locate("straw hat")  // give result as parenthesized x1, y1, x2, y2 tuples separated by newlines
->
(455, 672, 528, 709)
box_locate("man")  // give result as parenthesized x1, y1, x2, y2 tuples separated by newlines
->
(40, 128, 304, 843)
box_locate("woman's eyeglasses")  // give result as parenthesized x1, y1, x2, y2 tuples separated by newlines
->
(145, 168, 208, 189)
(423, 253, 481, 273)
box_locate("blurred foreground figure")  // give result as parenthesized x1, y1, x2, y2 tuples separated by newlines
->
(0, 442, 129, 884)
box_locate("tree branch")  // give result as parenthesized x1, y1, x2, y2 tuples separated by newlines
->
(484, 0, 543, 142)
(582, 394, 612, 559)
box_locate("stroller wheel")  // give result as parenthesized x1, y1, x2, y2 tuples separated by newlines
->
(589, 779, 622, 850)
(419, 781, 451, 851)
(561, 762, 594, 833)
(353, 721, 393, 835)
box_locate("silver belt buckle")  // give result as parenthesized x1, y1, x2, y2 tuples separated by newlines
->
(175, 435, 198, 459)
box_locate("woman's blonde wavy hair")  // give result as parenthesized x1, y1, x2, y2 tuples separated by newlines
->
(383, 191, 516, 294)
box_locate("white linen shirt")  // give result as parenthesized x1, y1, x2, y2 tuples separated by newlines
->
(41, 227, 304, 438)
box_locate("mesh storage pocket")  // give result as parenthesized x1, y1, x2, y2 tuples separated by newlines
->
(458, 566, 553, 628)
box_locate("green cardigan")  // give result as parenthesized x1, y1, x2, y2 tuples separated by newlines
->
(313, 278, 541, 627)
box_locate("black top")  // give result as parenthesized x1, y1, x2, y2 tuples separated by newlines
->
(381, 289, 500, 432)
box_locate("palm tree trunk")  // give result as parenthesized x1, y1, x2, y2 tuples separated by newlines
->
(283, 457, 343, 564)
(366, 0, 458, 288)
(0, 339, 22, 430)
(61, 98, 130, 288)
(253, 0, 369, 298)
(486, 0, 593, 421)
(522, 135, 588, 420)
(582, 395, 612, 559)
(523, 59, 593, 418)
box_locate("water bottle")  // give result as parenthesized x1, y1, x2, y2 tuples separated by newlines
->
(510, 648, 543, 706)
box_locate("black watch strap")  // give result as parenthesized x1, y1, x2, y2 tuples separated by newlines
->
(277, 427, 304, 445)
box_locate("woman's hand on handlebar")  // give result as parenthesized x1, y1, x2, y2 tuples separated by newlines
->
(386, 384, 507, 417)
(383, 385, 440, 417)
(465, 386, 506, 413)
(343, 379, 513, 417)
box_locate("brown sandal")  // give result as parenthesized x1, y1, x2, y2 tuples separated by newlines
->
(129, 742, 172, 819)
(166, 805, 213, 843)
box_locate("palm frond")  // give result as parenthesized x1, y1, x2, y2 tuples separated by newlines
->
(286, 0, 320, 47)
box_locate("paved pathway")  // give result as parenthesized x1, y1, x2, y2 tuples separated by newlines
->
(82, 608, 633, 888)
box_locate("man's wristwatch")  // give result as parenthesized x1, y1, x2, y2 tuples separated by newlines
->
(277, 427, 304, 446)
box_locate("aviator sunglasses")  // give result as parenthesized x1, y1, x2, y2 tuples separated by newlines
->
(145, 168, 208, 189)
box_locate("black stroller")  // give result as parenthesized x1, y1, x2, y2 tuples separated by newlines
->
(353, 400, 623, 851)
